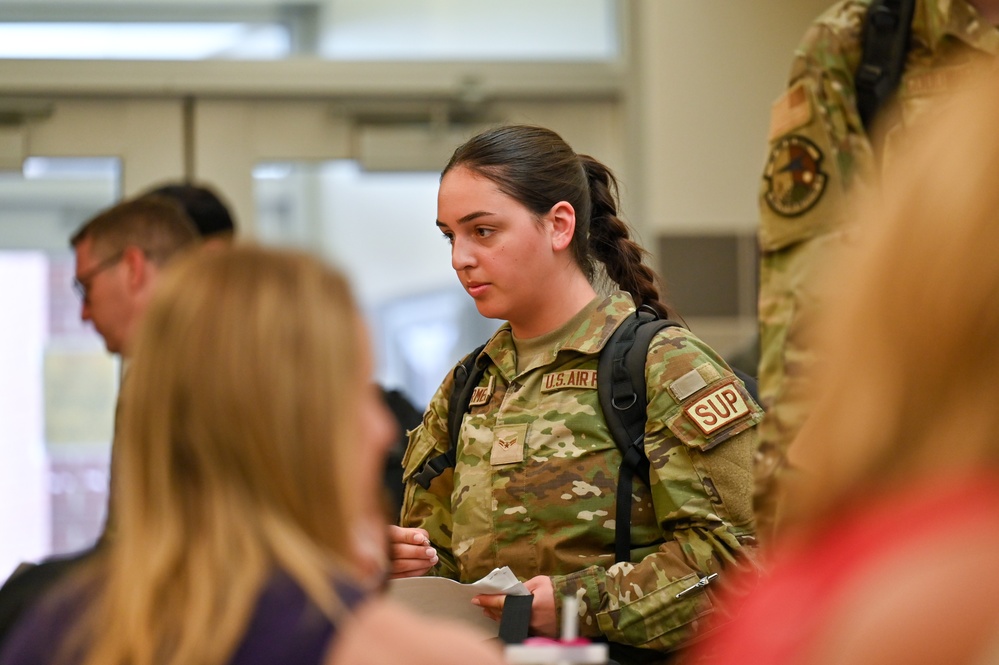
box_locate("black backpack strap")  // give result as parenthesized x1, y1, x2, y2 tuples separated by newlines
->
(731, 367, 761, 405)
(855, 0, 916, 132)
(598, 309, 681, 563)
(412, 344, 488, 490)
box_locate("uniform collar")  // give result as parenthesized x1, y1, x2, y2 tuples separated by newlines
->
(480, 291, 637, 379)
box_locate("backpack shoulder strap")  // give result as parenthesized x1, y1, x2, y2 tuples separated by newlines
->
(598, 310, 681, 563)
(411, 343, 487, 490)
(855, 0, 917, 132)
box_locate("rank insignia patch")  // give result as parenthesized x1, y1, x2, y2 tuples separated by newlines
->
(490, 423, 528, 465)
(763, 134, 828, 217)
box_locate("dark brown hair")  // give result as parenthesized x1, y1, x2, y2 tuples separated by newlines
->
(442, 124, 671, 317)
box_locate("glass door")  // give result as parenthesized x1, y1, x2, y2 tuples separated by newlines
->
(0, 98, 184, 579)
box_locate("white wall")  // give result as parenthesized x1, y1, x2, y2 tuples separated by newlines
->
(629, 0, 832, 236)
(0, 254, 50, 578)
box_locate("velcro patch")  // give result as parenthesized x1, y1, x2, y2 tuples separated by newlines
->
(469, 375, 495, 406)
(670, 368, 708, 402)
(696, 364, 722, 384)
(684, 382, 750, 435)
(768, 81, 812, 141)
(541, 369, 598, 392)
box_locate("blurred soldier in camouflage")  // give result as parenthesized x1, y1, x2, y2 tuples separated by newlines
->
(755, 0, 999, 535)
(389, 125, 761, 665)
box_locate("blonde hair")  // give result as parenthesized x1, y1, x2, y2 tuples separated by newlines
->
(783, 60, 999, 526)
(78, 245, 368, 665)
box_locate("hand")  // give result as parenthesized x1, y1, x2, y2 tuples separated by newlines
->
(387, 525, 438, 579)
(472, 575, 558, 637)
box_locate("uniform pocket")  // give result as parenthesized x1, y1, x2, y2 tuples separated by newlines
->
(401, 422, 448, 483)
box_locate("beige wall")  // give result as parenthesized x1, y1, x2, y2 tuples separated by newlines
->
(627, 0, 832, 239)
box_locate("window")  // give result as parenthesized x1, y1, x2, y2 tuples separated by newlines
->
(0, 0, 618, 61)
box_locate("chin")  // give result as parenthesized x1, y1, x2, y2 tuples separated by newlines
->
(472, 301, 507, 322)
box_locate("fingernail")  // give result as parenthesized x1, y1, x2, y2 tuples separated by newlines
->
(425, 548, 436, 558)
(471, 598, 480, 606)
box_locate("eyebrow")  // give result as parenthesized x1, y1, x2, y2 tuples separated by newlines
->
(435, 210, 494, 228)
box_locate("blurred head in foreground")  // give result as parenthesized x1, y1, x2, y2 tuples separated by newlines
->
(87, 246, 395, 664)
(786, 61, 999, 521)
(692, 60, 999, 665)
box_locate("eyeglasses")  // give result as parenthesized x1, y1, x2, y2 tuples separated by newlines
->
(72, 251, 124, 301)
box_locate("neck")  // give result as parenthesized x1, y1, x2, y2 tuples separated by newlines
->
(508, 273, 597, 339)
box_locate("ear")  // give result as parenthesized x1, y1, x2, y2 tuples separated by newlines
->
(548, 201, 576, 252)
(121, 245, 152, 292)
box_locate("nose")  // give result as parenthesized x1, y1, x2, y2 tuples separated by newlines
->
(450, 237, 476, 272)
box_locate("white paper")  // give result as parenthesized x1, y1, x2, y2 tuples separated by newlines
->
(386, 566, 530, 637)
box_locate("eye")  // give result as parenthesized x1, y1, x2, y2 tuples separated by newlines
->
(440, 230, 454, 245)
(475, 226, 494, 239)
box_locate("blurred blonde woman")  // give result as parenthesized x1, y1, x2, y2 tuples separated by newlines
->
(0, 246, 503, 665)
(689, 60, 999, 665)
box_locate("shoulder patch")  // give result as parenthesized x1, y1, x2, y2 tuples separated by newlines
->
(684, 382, 750, 435)
(768, 81, 812, 141)
(763, 134, 828, 218)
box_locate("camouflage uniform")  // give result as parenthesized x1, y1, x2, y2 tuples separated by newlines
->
(401, 293, 761, 658)
(755, 0, 999, 533)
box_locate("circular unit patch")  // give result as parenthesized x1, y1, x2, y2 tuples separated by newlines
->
(763, 135, 828, 217)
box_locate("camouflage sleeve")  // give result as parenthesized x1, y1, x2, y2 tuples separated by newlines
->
(399, 372, 459, 579)
(789, 0, 871, 179)
(757, 2, 874, 536)
(760, 0, 873, 252)
(551, 328, 761, 652)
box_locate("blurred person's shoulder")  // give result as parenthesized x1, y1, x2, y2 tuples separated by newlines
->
(326, 597, 505, 665)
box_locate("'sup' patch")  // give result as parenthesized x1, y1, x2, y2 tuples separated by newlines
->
(684, 382, 750, 435)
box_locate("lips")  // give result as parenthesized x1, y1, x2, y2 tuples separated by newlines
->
(465, 281, 489, 298)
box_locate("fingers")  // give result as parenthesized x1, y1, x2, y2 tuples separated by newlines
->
(386, 525, 438, 578)
(472, 593, 505, 622)
(387, 525, 431, 546)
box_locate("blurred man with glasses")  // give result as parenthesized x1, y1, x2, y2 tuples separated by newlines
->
(0, 194, 199, 653)
(71, 196, 199, 356)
